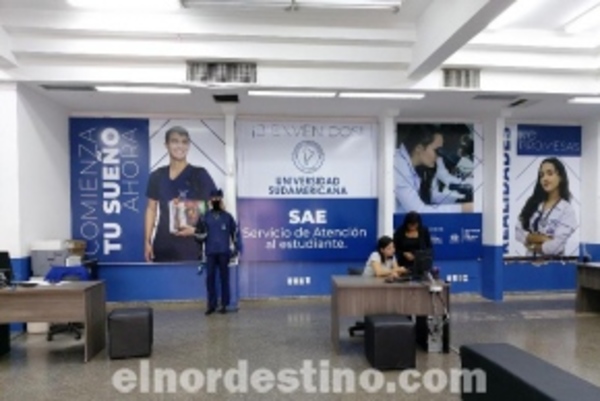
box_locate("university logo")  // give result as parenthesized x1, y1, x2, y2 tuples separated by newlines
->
(450, 234, 461, 244)
(292, 140, 325, 174)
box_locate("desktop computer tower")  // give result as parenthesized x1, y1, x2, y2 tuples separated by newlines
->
(0, 324, 9, 356)
(30, 240, 86, 277)
(416, 316, 448, 353)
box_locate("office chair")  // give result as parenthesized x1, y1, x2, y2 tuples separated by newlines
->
(47, 268, 84, 341)
(47, 323, 82, 341)
(347, 267, 366, 337)
(45, 260, 95, 342)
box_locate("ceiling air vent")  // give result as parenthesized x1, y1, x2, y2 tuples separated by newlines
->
(213, 94, 239, 103)
(187, 62, 257, 85)
(443, 68, 480, 89)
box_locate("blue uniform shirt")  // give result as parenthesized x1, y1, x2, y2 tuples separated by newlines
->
(146, 165, 216, 262)
(204, 210, 238, 256)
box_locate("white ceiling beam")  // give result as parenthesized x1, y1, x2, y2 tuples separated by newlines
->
(0, 8, 415, 45)
(469, 30, 599, 51)
(413, 68, 600, 95)
(9, 35, 411, 65)
(257, 65, 410, 89)
(407, 0, 516, 81)
(4, 61, 186, 84)
(479, 70, 600, 95)
(0, 25, 17, 68)
(446, 49, 598, 72)
(3, 59, 409, 90)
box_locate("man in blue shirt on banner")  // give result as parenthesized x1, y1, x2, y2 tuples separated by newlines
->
(196, 189, 239, 315)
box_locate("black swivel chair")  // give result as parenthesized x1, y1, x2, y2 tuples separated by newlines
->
(46, 259, 97, 342)
(47, 268, 84, 341)
(47, 323, 82, 341)
(347, 267, 366, 337)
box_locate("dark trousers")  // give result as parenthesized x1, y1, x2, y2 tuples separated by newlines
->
(206, 253, 230, 309)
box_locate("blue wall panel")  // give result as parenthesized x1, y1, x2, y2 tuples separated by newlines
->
(482, 245, 504, 301)
(9, 257, 30, 332)
(435, 260, 481, 294)
(503, 261, 576, 292)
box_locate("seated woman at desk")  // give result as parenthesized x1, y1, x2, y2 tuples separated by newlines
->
(393, 211, 433, 272)
(363, 236, 409, 278)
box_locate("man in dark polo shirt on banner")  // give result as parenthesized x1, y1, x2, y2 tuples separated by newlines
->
(144, 126, 217, 263)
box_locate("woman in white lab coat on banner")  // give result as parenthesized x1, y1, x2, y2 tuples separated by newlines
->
(515, 157, 578, 256)
(394, 124, 473, 214)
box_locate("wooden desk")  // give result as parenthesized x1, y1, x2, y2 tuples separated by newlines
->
(331, 276, 450, 353)
(576, 264, 600, 313)
(0, 281, 106, 362)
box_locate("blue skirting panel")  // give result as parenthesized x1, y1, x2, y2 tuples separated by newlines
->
(435, 260, 481, 294)
(239, 260, 481, 299)
(10, 257, 31, 332)
(97, 260, 483, 302)
(239, 262, 352, 299)
(99, 264, 204, 302)
(581, 243, 600, 262)
(503, 261, 576, 292)
(98, 263, 239, 307)
(482, 245, 504, 301)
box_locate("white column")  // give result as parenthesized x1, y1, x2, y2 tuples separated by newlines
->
(481, 112, 507, 301)
(0, 83, 21, 256)
(482, 114, 505, 247)
(378, 110, 396, 237)
(221, 104, 237, 218)
(581, 119, 600, 248)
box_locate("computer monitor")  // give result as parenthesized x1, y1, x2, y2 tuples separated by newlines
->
(0, 251, 13, 287)
(412, 249, 433, 280)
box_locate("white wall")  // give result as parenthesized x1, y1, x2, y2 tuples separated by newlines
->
(581, 119, 600, 245)
(0, 83, 21, 256)
(17, 84, 70, 256)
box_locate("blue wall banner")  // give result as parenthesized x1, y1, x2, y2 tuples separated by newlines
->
(70, 118, 150, 262)
(70, 118, 226, 263)
(236, 121, 378, 262)
(504, 124, 581, 258)
(393, 123, 483, 260)
(516, 124, 581, 157)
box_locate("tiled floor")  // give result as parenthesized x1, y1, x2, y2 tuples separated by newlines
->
(1, 292, 600, 400)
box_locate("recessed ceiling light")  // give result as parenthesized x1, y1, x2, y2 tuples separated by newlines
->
(67, 0, 180, 10)
(248, 90, 337, 98)
(182, 0, 403, 11)
(568, 97, 600, 104)
(487, 0, 546, 31)
(564, 3, 600, 34)
(338, 92, 425, 99)
(95, 86, 191, 94)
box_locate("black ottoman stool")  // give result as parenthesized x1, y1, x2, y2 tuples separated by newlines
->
(365, 314, 416, 370)
(108, 307, 153, 359)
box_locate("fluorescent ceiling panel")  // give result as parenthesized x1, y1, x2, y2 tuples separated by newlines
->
(568, 96, 600, 104)
(182, 0, 402, 10)
(95, 86, 191, 94)
(248, 90, 337, 98)
(565, 2, 600, 34)
(339, 92, 425, 99)
(67, 0, 181, 10)
(487, 0, 547, 30)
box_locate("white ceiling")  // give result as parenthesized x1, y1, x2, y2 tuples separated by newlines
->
(501, 0, 599, 30)
(5, 0, 600, 123)
(30, 83, 600, 123)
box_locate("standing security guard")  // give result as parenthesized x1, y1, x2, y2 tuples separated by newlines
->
(196, 189, 239, 315)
